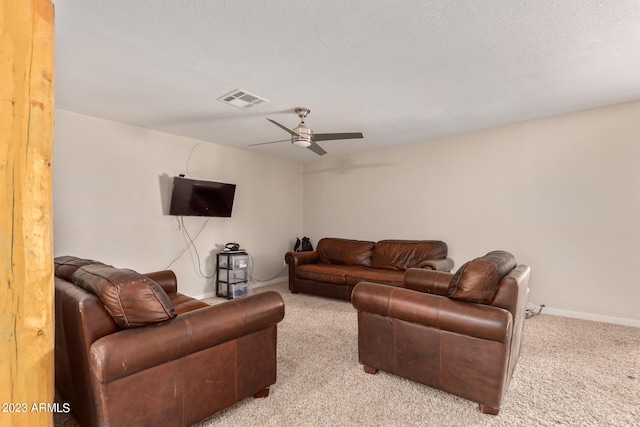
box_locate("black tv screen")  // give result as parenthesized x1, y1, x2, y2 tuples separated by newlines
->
(169, 176, 236, 217)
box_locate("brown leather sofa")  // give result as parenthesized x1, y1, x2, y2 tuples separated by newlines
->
(54, 256, 285, 427)
(352, 251, 530, 415)
(285, 237, 454, 301)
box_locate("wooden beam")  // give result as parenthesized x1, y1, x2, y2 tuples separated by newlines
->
(1, 1, 55, 426)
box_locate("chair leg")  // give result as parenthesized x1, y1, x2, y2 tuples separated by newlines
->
(479, 404, 499, 415)
(253, 387, 270, 398)
(363, 365, 378, 375)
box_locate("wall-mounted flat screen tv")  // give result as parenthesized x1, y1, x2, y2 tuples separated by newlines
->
(169, 176, 236, 217)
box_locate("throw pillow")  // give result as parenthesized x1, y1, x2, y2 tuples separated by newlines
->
(72, 264, 176, 328)
(54, 255, 106, 281)
(447, 250, 517, 304)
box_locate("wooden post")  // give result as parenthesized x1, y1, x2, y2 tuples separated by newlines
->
(1, 1, 55, 426)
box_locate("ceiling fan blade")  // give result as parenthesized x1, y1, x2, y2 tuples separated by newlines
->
(313, 132, 364, 142)
(248, 139, 290, 147)
(266, 118, 299, 136)
(307, 141, 327, 156)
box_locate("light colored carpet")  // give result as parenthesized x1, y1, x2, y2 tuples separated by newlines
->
(200, 283, 639, 427)
(55, 282, 639, 426)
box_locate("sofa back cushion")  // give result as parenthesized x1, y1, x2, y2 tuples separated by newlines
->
(371, 240, 448, 271)
(72, 264, 177, 328)
(317, 238, 375, 267)
(447, 250, 517, 304)
(54, 255, 107, 281)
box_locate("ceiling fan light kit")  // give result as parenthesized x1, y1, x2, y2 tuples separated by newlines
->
(293, 138, 312, 148)
(252, 107, 364, 156)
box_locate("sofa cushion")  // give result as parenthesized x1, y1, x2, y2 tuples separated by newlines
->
(447, 251, 517, 304)
(72, 264, 177, 328)
(54, 256, 106, 282)
(371, 240, 448, 271)
(296, 264, 356, 285)
(317, 238, 374, 267)
(169, 293, 209, 315)
(344, 268, 405, 286)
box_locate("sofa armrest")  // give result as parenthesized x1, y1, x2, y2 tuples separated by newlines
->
(142, 270, 177, 294)
(89, 291, 285, 383)
(403, 268, 452, 296)
(490, 265, 530, 315)
(352, 282, 511, 343)
(418, 257, 454, 272)
(285, 250, 319, 267)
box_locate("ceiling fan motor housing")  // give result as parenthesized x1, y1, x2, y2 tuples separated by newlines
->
(292, 123, 313, 147)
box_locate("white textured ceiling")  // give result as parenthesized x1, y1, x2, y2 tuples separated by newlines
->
(54, 0, 640, 162)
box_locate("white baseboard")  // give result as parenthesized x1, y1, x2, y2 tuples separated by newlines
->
(542, 306, 640, 328)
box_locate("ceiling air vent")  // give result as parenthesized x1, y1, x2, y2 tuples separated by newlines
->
(217, 89, 269, 110)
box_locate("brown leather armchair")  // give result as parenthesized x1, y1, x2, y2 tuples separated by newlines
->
(54, 256, 285, 427)
(351, 251, 530, 415)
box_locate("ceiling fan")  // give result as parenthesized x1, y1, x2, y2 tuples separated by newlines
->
(249, 107, 364, 156)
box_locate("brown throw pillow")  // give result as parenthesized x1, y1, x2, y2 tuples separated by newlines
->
(54, 256, 106, 281)
(72, 264, 176, 328)
(447, 250, 517, 304)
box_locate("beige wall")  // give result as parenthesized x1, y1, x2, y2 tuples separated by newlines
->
(53, 110, 302, 297)
(53, 102, 640, 325)
(303, 100, 640, 326)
